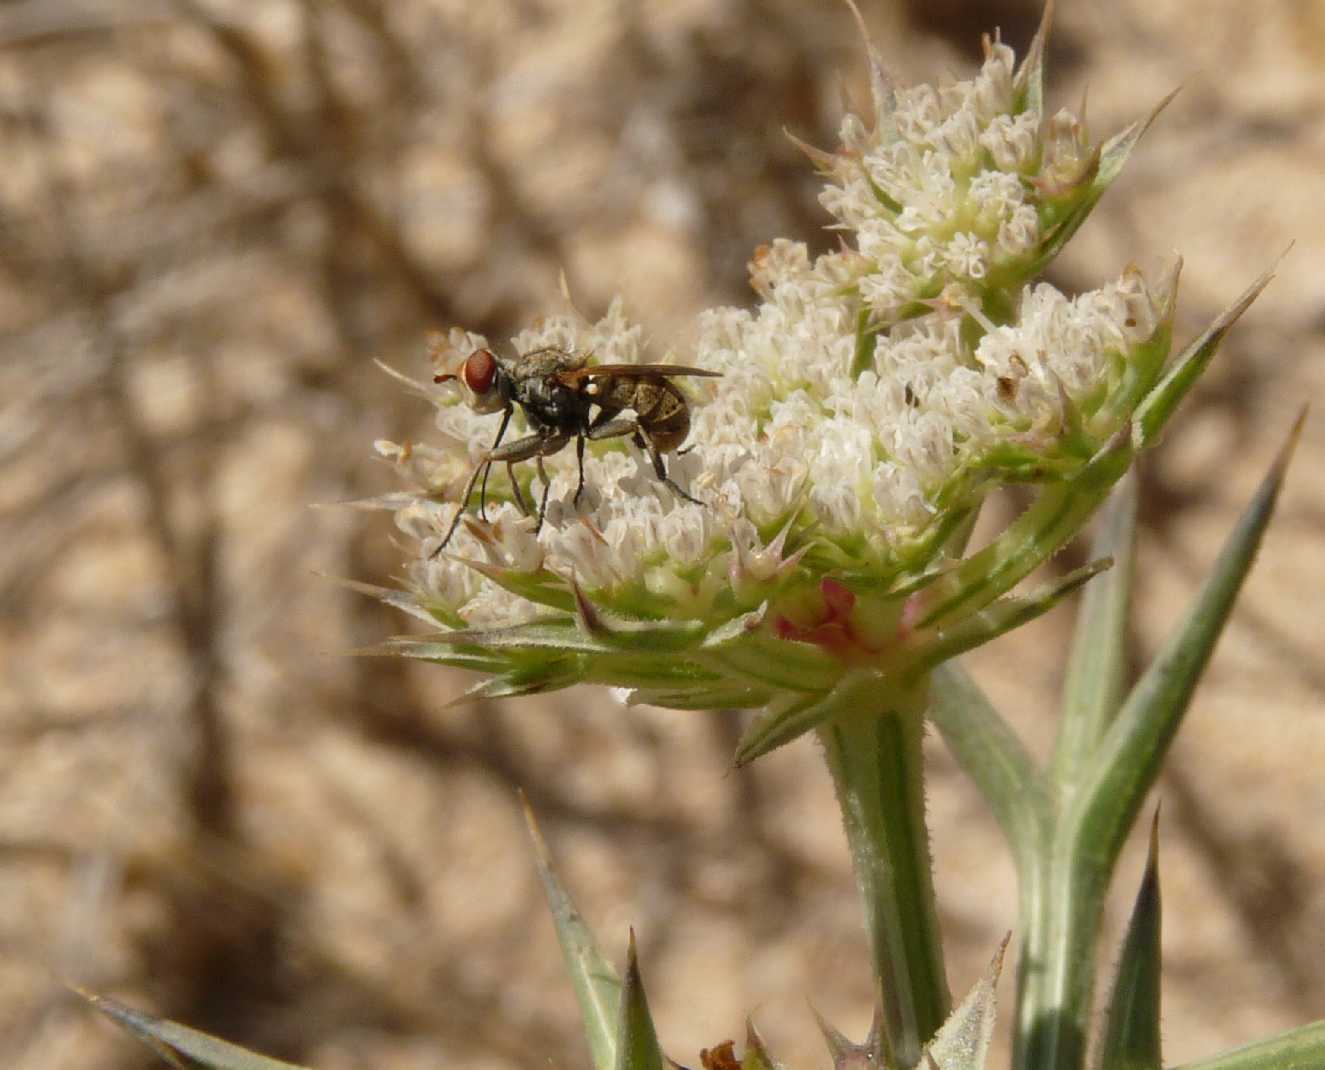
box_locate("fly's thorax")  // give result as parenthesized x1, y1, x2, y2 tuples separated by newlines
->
(512, 373, 590, 434)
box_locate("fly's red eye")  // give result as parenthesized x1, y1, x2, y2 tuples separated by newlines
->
(463, 348, 497, 394)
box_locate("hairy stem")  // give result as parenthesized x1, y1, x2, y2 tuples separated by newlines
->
(818, 696, 950, 1068)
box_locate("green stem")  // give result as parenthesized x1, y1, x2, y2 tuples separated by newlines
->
(817, 696, 950, 1069)
(1014, 840, 1105, 1070)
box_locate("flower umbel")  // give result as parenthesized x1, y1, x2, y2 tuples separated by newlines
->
(366, 18, 1264, 765)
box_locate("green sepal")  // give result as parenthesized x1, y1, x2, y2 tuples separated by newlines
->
(521, 795, 621, 1070)
(78, 990, 309, 1070)
(851, 307, 880, 378)
(613, 932, 666, 1070)
(1098, 813, 1163, 1070)
(1132, 264, 1276, 450)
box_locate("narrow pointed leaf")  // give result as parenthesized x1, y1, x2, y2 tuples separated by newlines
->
(457, 657, 586, 701)
(742, 1019, 787, 1070)
(318, 573, 444, 626)
(811, 1005, 856, 1065)
(443, 557, 577, 613)
(701, 631, 843, 693)
(1014, 0, 1055, 118)
(909, 558, 1111, 677)
(378, 619, 613, 655)
(930, 662, 1049, 871)
(1030, 90, 1178, 274)
(356, 644, 509, 675)
(917, 430, 1133, 629)
(734, 671, 881, 766)
(1053, 473, 1138, 785)
(1098, 813, 1163, 1070)
(1069, 411, 1304, 869)
(1169, 1021, 1325, 1070)
(921, 936, 1007, 1070)
(625, 682, 775, 712)
(1132, 265, 1276, 450)
(614, 933, 665, 1070)
(80, 992, 309, 1070)
(522, 796, 621, 1070)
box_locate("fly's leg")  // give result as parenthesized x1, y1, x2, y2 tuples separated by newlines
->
(488, 430, 570, 535)
(432, 406, 512, 558)
(430, 421, 566, 558)
(587, 416, 704, 506)
(431, 457, 490, 558)
(573, 434, 587, 505)
(507, 460, 531, 516)
(534, 456, 553, 533)
(477, 407, 513, 523)
(639, 429, 704, 506)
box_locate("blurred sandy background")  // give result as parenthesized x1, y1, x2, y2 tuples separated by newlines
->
(1, 1, 1322, 1068)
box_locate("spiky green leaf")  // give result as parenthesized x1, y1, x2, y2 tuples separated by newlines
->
(1069, 411, 1304, 872)
(930, 662, 1049, 872)
(1030, 90, 1178, 276)
(742, 1019, 788, 1070)
(916, 429, 1133, 629)
(1053, 473, 1138, 784)
(79, 992, 309, 1070)
(921, 937, 1006, 1070)
(522, 795, 621, 1070)
(734, 670, 883, 766)
(1013, 0, 1055, 119)
(614, 933, 665, 1070)
(1169, 1021, 1325, 1070)
(1098, 813, 1163, 1070)
(1132, 266, 1276, 450)
(910, 558, 1112, 677)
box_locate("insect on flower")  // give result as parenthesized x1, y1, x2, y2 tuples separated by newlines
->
(431, 343, 722, 555)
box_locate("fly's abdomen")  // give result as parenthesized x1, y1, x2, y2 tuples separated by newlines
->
(639, 380, 690, 452)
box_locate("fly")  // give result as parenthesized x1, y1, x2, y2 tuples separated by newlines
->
(430, 345, 720, 555)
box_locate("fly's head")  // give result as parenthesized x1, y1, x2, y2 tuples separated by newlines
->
(435, 347, 508, 415)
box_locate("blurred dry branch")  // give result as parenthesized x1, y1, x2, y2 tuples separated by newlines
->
(1, 3, 1322, 1070)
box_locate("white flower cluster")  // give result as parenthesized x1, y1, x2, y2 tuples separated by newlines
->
(380, 43, 1167, 629)
(820, 42, 1043, 321)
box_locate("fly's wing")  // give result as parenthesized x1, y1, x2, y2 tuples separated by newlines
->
(555, 363, 722, 385)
